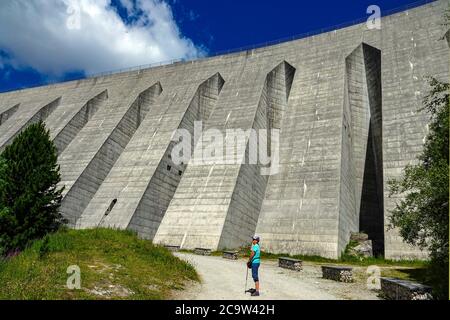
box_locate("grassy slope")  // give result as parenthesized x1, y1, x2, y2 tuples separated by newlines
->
(0, 228, 198, 300)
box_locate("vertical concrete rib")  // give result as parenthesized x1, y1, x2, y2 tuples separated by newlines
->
(127, 73, 225, 238)
(46, 90, 108, 154)
(59, 83, 162, 225)
(0, 104, 19, 126)
(218, 61, 295, 249)
(154, 61, 294, 250)
(361, 44, 384, 255)
(77, 73, 224, 240)
(445, 29, 449, 47)
(255, 53, 344, 258)
(0, 97, 61, 151)
(338, 43, 383, 255)
(153, 62, 269, 249)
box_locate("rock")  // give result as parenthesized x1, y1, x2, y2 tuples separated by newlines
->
(347, 232, 373, 257)
(88, 284, 134, 298)
(411, 292, 434, 300)
(350, 232, 369, 242)
(348, 240, 373, 257)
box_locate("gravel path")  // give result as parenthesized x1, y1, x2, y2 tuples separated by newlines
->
(173, 253, 380, 300)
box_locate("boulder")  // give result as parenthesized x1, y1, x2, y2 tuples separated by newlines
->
(347, 232, 373, 257)
(350, 232, 369, 242)
(348, 240, 373, 257)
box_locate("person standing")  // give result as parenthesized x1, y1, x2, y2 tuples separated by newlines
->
(248, 235, 261, 296)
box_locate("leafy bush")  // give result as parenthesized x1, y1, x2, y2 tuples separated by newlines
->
(388, 77, 449, 299)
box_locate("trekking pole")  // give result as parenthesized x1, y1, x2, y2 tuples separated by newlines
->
(244, 264, 249, 293)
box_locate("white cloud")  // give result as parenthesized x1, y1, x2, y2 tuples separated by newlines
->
(119, 0, 135, 15)
(0, 0, 203, 76)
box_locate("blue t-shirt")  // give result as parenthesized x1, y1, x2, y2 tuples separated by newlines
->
(251, 243, 260, 264)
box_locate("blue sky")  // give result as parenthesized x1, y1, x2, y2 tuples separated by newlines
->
(0, 0, 430, 93)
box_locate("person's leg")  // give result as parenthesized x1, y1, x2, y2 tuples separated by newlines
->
(255, 263, 260, 292)
(251, 263, 260, 295)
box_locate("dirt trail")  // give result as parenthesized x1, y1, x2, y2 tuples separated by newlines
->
(173, 253, 380, 300)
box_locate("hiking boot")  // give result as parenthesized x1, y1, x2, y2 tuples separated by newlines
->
(251, 291, 260, 296)
(246, 288, 256, 294)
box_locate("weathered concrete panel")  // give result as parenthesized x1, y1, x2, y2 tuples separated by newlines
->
(153, 61, 295, 250)
(77, 72, 224, 240)
(339, 43, 383, 256)
(0, 104, 19, 126)
(0, 97, 61, 151)
(47, 89, 108, 154)
(59, 82, 162, 225)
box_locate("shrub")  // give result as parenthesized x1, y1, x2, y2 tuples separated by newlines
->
(0, 121, 64, 255)
(388, 77, 449, 299)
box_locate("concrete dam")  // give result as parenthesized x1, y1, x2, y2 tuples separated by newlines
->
(0, 1, 448, 259)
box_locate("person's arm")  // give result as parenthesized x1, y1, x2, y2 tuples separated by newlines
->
(248, 247, 255, 263)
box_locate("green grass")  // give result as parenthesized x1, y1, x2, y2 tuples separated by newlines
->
(211, 247, 427, 268)
(337, 254, 427, 268)
(0, 228, 198, 300)
(381, 267, 429, 283)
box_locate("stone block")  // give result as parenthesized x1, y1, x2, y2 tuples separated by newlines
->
(278, 257, 303, 271)
(222, 251, 239, 260)
(194, 248, 212, 256)
(380, 277, 433, 300)
(164, 245, 180, 252)
(321, 265, 353, 282)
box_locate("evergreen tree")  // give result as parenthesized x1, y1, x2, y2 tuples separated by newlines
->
(0, 121, 64, 255)
(388, 77, 449, 299)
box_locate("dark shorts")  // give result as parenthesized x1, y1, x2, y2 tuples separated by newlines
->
(251, 263, 260, 282)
